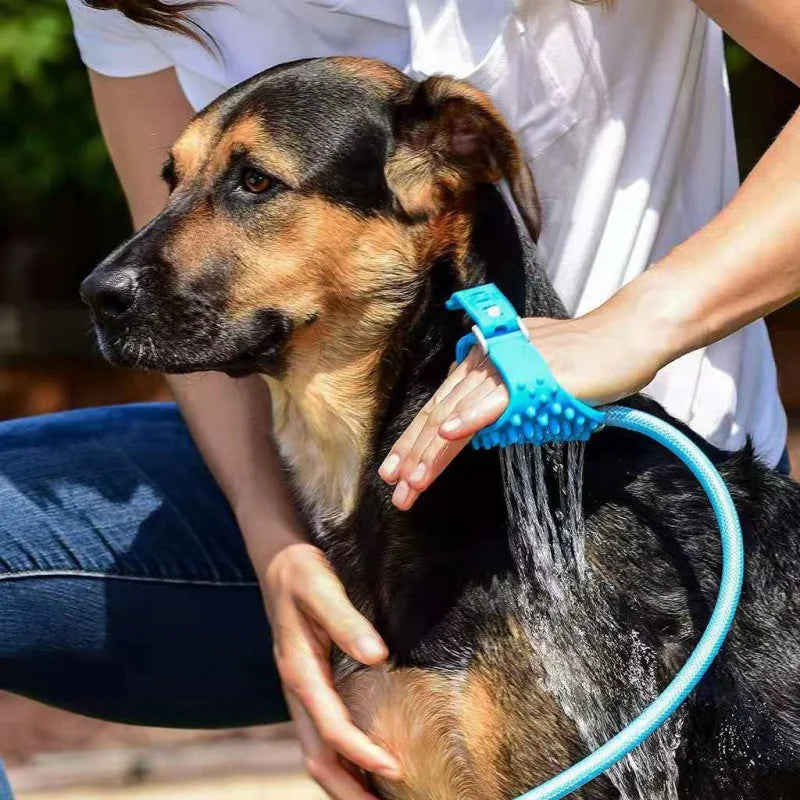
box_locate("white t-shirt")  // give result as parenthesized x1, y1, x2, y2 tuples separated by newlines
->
(66, 0, 787, 466)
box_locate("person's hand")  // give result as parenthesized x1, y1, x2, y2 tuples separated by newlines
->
(378, 310, 664, 510)
(262, 542, 402, 798)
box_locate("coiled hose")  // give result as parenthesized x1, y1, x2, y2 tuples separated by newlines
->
(515, 405, 745, 800)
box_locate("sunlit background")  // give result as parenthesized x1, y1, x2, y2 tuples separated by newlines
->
(0, 1, 798, 797)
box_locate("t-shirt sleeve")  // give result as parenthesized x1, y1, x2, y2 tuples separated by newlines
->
(65, 0, 173, 77)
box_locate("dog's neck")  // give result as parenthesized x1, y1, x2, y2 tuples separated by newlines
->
(264, 345, 382, 524)
(266, 183, 564, 548)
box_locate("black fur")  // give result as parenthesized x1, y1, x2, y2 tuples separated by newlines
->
(325, 190, 800, 797)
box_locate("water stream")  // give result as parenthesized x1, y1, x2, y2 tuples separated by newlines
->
(500, 442, 682, 800)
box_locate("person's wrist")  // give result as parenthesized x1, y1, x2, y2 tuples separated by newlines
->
(606, 264, 703, 371)
(234, 497, 308, 578)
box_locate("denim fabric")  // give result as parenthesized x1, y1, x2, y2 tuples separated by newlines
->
(776, 447, 792, 477)
(0, 761, 11, 800)
(0, 403, 288, 796)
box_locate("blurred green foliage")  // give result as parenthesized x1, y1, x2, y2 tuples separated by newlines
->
(0, 0, 125, 225)
(0, 1, 796, 299)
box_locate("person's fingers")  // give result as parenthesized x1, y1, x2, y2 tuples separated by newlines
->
(275, 603, 401, 779)
(395, 364, 493, 487)
(299, 678, 400, 781)
(294, 565, 388, 666)
(438, 383, 509, 440)
(403, 377, 500, 494)
(409, 438, 473, 498)
(378, 348, 484, 484)
(390, 479, 420, 511)
(289, 694, 382, 800)
(307, 756, 381, 800)
(394, 379, 503, 509)
(377, 369, 467, 484)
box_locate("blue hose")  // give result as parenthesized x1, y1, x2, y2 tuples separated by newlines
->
(446, 285, 745, 798)
(515, 405, 745, 800)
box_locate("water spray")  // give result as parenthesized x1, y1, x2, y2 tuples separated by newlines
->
(447, 284, 745, 800)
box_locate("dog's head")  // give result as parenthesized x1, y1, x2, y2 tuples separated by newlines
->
(81, 57, 540, 377)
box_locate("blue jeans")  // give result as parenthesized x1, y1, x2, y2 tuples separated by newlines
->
(0, 403, 289, 798)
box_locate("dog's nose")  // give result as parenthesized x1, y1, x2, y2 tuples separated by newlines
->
(81, 270, 139, 320)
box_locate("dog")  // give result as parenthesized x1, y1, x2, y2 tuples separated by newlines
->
(81, 57, 800, 799)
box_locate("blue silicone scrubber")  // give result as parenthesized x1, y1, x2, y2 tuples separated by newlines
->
(446, 284, 606, 449)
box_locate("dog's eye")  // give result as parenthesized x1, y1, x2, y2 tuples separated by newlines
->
(242, 169, 272, 194)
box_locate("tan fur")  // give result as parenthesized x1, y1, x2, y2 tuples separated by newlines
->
(173, 112, 300, 187)
(264, 350, 378, 523)
(335, 616, 591, 800)
(172, 112, 219, 179)
(386, 77, 541, 241)
(337, 659, 531, 800)
(211, 114, 301, 185)
(340, 666, 488, 800)
(249, 198, 419, 521)
(385, 149, 468, 221)
(416, 208, 474, 283)
(460, 671, 507, 799)
(166, 115, 304, 279)
(332, 56, 410, 97)
(163, 203, 232, 278)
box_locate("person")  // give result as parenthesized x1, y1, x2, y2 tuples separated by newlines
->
(0, 1, 797, 798)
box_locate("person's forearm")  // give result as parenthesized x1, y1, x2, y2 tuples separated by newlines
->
(170, 373, 306, 574)
(599, 107, 800, 370)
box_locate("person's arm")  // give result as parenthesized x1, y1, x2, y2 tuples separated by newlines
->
(88, 68, 400, 796)
(380, 0, 800, 508)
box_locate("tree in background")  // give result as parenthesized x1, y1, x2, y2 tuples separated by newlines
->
(0, 0, 127, 313)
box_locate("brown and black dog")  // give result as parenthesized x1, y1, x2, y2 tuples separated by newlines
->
(82, 58, 800, 799)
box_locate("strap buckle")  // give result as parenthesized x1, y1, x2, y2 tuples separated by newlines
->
(447, 283, 606, 448)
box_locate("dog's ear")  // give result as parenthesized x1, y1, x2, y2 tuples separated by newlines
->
(386, 76, 541, 242)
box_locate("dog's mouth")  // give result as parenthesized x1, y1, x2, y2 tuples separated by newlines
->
(89, 304, 295, 378)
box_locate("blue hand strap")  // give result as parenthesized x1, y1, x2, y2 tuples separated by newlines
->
(446, 284, 606, 449)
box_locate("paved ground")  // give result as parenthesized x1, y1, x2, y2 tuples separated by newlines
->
(19, 775, 324, 800)
(3, 706, 322, 800)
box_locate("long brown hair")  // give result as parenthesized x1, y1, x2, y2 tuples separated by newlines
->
(83, 1, 217, 45)
(85, 0, 614, 42)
